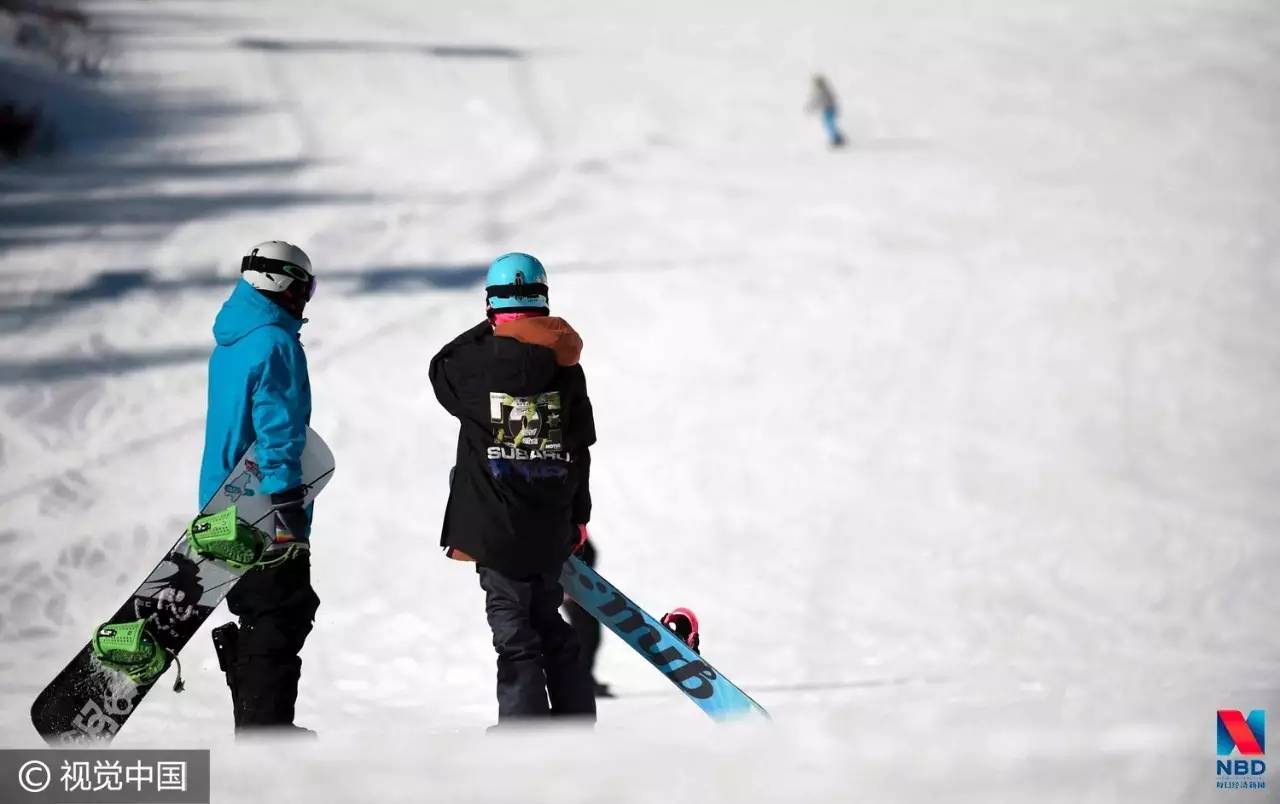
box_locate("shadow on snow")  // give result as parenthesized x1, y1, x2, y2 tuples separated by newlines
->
(0, 263, 486, 384)
(0, 263, 489, 335)
(235, 38, 527, 60)
(0, 347, 210, 385)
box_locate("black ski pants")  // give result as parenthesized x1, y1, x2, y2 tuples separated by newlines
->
(563, 539, 601, 681)
(225, 553, 320, 728)
(477, 565, 596, 722)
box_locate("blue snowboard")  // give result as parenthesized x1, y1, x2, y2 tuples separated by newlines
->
(560, 556, 769, 722)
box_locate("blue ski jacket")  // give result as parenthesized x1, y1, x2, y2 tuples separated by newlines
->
(199, 279, 311, 508)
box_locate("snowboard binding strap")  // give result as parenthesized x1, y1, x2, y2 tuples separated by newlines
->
(660, 608, 701, 653)
(90, 619, 185, 691)
(186, 505, 308, 572)
(186, 506, 268, 569)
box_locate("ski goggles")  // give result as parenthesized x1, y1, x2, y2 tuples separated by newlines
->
(241, 253, 317, 300)
(485, 282, 548, 300)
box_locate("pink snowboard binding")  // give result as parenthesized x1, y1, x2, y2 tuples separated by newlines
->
(660, 607, 700, 654)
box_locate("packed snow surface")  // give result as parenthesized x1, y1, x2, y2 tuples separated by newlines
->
(1, 1, 1278, 801)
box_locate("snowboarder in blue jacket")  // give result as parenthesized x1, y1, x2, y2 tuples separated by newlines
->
(199, 240, 319, 735)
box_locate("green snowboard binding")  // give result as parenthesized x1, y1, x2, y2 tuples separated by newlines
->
(185, 506, 272, 570)
(90, 619, 173, 687)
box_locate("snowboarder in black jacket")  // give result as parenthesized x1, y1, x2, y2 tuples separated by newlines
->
(429, 252, 597, 723)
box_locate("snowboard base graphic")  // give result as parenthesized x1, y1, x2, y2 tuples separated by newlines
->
(30, 429, 335, 744)
(561, 555, 769, 722)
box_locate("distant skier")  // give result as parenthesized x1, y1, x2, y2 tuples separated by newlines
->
(199, 240, 320, 735)
(807, 74, 845, 148)
(430, 252, 597, 725)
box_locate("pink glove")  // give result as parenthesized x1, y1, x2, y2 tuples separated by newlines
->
(573, 524, 590, 554)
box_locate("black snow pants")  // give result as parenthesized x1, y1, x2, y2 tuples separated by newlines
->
(477, 565, 596, 722)
(563, 539, 601, 682)
(224, 553, 320, 729)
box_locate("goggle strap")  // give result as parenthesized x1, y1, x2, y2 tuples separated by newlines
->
(241, 253, 312, 282)
(486, 282, 548, 299)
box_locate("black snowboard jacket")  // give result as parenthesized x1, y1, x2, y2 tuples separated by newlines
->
(429, 318, 595, 578)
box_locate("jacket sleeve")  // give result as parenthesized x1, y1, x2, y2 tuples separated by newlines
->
(573, 448, 592, 525)
(571, 367, 595, 524)
(429, 345, 470, 419)
(251, 339, 309, 494)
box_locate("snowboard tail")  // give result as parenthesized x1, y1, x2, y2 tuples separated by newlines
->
(560, 555, 768, 722)
(30, 429, 335, 744)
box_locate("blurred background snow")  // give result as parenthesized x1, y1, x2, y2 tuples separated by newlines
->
(1, 1, 1278, 801)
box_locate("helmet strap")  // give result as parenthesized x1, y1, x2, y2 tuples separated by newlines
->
(241, 251, 313, 284)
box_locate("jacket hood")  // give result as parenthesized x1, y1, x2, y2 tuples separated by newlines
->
(494, 316, 582, 366)
(213, 279, 303, 346)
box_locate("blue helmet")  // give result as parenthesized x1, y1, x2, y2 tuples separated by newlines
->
(485, 252, 549, 312)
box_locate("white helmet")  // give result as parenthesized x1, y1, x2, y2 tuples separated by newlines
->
(240, 240, 314, 293)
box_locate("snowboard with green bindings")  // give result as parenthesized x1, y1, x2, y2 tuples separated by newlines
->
(29, 429, 335, 744)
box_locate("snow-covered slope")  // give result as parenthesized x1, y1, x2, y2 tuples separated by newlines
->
(2, 1, 1278, 801)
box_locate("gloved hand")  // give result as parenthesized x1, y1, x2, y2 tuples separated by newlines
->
(269, 486, 310, 547)
(572, 523, 589, 555)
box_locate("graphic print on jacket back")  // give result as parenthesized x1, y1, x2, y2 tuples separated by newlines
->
(490, 391, 563, 450)
(488, 390, 572, 480)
